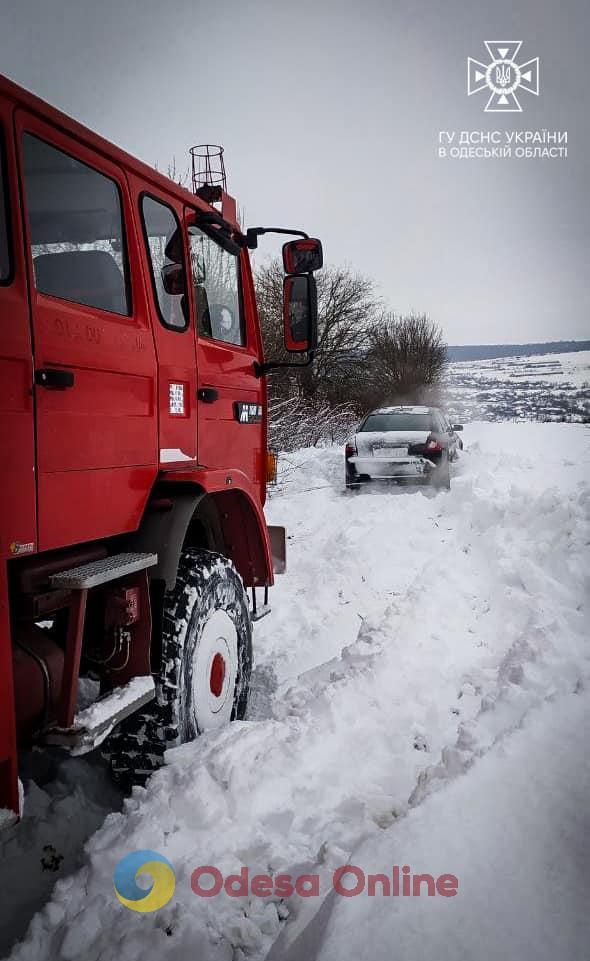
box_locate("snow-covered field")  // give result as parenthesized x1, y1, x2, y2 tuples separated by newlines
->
(2, 421, 589, 961)
(444, 349, 590, 423)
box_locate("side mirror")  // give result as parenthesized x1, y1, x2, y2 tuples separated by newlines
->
(282, 238, 323, 274)
(283, 274, 317, 353)
(161, 262, 185, 295)
(452, 424, 463, 432)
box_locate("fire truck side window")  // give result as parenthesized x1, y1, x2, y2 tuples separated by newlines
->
(189, 227, 245, 346)
(141, 195, 188, 331)
(22, 134, 130, 315)
(0, 130, 10, 283)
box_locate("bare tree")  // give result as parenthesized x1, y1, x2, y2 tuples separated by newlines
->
(254, 258, 288, 373)
(255, 259, 381, 407)
(154, 157, 191, 188)
(361, 313, 447, 411)
(268, 396, 358, 451)
(255, 264, 447, 447)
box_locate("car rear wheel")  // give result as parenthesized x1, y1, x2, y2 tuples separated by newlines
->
(104, 548, 252, 790)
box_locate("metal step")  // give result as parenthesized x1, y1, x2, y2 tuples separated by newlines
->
(250, 586, 271, 622)
(49, 552, 158, 590)
(251, 603, 271, 622)
(44, 676, 156, 755)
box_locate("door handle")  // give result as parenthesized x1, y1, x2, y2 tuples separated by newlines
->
(198, 387, 218, 404)
(35, 368, 75, 390)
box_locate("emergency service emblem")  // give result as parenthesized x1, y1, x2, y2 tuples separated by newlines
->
(467, 42, 539, 112)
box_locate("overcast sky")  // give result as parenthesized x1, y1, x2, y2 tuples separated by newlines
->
(1, 0, 588, 344)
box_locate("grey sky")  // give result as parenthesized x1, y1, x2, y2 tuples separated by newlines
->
(1, 0, 588, 344)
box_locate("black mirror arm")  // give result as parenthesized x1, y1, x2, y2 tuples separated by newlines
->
(246, 227, 309, 250)
(190, 216, 310, 252)
(190, 209, 248, 253)
(254, 352, 315, 378)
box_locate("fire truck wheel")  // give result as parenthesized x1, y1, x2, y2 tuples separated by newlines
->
(104, 548, 252, 790)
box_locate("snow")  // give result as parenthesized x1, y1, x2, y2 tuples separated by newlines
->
(72, 676, 155, 734)
(0, 807, 18, 833)
(444, 349, 590, 422)
(451, 349, 590, 387)
(0, 757, 122, 958)
(3, 421, 589, 961)
(159, 449, 197, 464)
(307, 689, 590, 961)
(374, 405, 431, 413)
(44, 677, 156, 757)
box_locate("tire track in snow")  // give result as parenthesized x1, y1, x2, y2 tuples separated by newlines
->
(262, 438, 590, 957)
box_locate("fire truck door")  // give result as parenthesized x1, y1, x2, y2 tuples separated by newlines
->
(16, 112, 158, 550)
(186, 215, 263, 485)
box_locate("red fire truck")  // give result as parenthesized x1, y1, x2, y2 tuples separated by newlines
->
(0, 73, 322, 819)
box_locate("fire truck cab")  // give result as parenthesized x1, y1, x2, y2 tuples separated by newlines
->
(0, 73, 322, 819)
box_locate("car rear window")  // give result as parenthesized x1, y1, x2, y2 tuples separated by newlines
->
(360, 413, 433, 432)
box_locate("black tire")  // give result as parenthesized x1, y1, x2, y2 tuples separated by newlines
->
(104, 548, 252, 790)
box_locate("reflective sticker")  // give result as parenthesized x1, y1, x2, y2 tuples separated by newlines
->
(169, 382, 185, 415)
(234, 402, 263, 424)
(9, 541, 34, 556)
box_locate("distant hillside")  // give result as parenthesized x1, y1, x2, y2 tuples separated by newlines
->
(447, 341, 590, 362)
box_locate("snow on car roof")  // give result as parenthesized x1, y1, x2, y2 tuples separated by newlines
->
(373, 405, 434, 415)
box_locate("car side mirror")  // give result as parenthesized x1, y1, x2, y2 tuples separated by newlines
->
(452, 424, 463, 432)
(282, 238, 323, 274)
(161, 262, 185, 295)
(283, 274, 318, 353)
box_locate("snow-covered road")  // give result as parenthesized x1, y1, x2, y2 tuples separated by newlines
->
(302, 688, 590, 961)
(3, 422, 589, 961)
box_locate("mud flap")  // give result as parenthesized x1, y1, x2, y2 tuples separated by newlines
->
(268, 525, 286, 574)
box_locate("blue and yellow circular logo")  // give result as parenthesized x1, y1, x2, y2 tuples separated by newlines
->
(114, 850, 175, 913)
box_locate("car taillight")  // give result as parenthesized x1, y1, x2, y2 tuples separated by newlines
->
(345, 443, 356, 458)
(425, 435, 443, 452)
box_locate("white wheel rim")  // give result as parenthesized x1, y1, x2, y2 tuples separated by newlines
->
(192, 609, 238, 731)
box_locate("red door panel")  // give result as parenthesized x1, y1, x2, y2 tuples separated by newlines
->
(39, 466, 157, 548)
(37, 362, 154, 473)
(131, 180, 198, 472)
(0, 97, 36, 560)
(16, 111, 158, 550)
(197, 339, 263, 483)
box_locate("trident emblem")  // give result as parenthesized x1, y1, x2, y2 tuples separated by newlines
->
(468, 42, 539, 112)
(495, 64, 512, 87)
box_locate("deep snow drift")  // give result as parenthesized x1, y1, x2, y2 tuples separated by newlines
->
(2, 422, 589, 961)
(310, 689, 590, 961)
